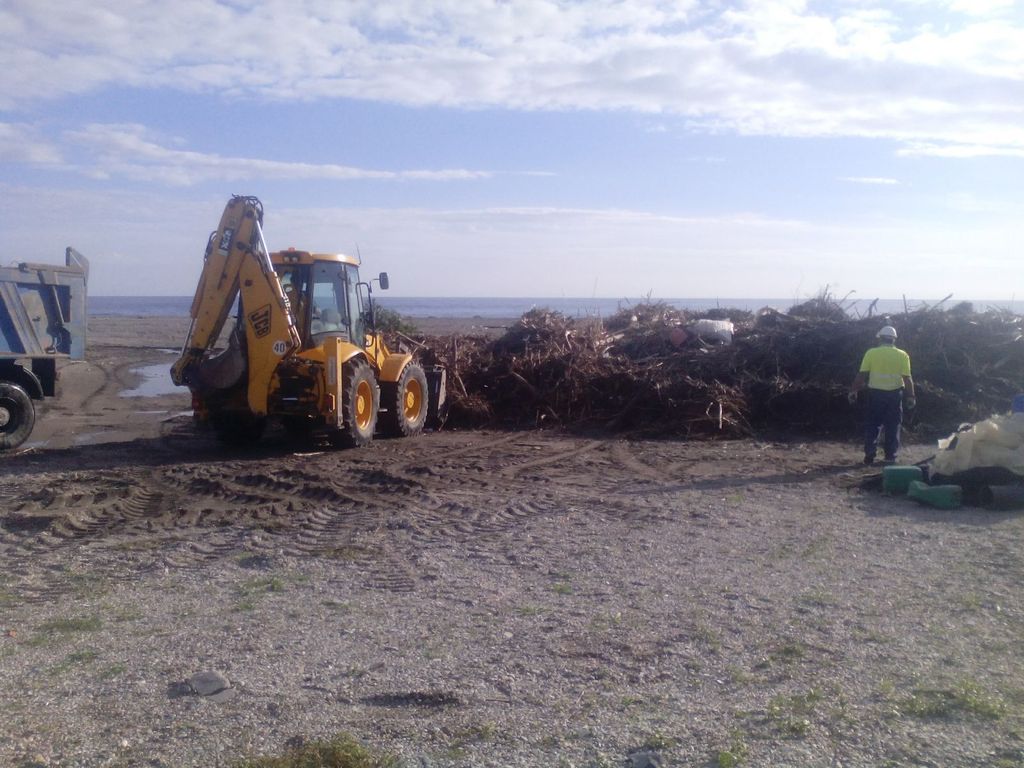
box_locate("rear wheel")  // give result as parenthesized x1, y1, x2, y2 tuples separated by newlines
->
(381, 362, 429, 437)
(0, 382, 36, 450)
(329, 359, 378, 448)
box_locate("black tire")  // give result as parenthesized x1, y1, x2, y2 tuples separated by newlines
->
(0, 382, 36, 451)
(329, 359, 378, 448)
(381, 362, 429, 438)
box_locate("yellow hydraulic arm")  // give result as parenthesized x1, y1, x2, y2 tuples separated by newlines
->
(171, 196, 301, 415)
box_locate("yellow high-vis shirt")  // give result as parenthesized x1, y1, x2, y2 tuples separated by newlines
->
(860, 345, 911, 391)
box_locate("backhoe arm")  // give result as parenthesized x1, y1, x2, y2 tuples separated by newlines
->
(171, 196, 301, 414)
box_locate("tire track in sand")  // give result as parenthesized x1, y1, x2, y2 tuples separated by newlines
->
(0, 431, 698, 603)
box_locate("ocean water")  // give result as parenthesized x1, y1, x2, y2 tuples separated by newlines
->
(88, 295, 1016, 319)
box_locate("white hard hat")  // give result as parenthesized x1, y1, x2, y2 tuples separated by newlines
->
(876, 325, 898, 339)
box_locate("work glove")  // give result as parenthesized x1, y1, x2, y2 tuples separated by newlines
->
(905, 396, 916, 410)
(847, 391, 858, 405)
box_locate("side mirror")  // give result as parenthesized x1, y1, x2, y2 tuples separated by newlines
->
(378, 272, 389, 290)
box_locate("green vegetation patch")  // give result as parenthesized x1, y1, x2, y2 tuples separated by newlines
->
(639, 731, 676, 751)
(515, 603, 545, 617)
(235, 733, 397, 768)
(753, 640, 806, 673)
(49, 648, 100, 675)
(765, 688, 823, 737)
(64, 570, 111, 599)
(28, 615, 103, 646)
(715, 729, 750, 767)
(234, 575, 289, 611)
(238, 576, 286, 595)
(374, 307, 419, 336)
(449, 720, 499, 746)
(98, 663, 128, 680)
(693, 622, 722, 652)
(898, 681, 1006, 720)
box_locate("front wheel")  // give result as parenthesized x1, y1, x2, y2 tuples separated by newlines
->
(0, 382, 36, 450)
(381, 362, 429, 438)
(329, 359, 379, 448)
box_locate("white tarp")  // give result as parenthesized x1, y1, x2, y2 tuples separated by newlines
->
(932, 413, 1024, 476)
(688, 319, 734, 344)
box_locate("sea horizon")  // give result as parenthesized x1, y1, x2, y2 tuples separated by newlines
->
(88, 295, 1019, 319)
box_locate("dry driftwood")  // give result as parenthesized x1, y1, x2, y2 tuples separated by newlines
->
(407, 301, 1024, 440)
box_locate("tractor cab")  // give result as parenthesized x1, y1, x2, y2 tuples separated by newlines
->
(271, 249, 386, 349)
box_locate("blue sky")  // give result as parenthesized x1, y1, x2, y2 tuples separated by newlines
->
(1, 0, 1021, 300)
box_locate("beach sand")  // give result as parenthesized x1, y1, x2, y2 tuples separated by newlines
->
(0, 316, 1021, 767)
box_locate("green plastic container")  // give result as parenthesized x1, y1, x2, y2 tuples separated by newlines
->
(907, 480, 962, 510)
(882, 465, 923, 494)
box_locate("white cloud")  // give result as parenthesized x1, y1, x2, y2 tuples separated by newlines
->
(2, 185, 1018, 301)
(0, 123, 62, 164)
(59, 124, 492, 185)
(840, 176, 899, 185)
(898, 141, 1024, 159)
(1, 1, 1022, 153)
(947, 0, 1018, 18)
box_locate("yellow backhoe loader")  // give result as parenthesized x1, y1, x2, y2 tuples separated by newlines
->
(170, 195, 445, 446)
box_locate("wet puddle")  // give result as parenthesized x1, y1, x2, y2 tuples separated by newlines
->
(121, 362, 180, 398)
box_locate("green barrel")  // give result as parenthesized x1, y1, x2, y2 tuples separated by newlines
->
(907, 480, 962, 510)
(882, 465, 923, 494)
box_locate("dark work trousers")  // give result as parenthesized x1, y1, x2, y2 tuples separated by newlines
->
(864, 388, 903, 460)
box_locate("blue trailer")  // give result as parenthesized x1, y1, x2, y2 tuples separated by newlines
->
(0, 248, 89, 449)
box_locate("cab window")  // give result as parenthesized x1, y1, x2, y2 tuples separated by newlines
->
(275, 265, 310, 339)
(310, 262, 363, 342)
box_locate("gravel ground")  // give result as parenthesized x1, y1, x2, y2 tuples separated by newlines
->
(1, 317, 1022, 767)
(2, 430, 1023, 768)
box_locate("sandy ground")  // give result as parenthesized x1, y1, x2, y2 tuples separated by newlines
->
(1, 317, 1023, 767)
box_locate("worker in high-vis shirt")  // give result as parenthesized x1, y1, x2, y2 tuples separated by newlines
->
(849, 325, 916, 465)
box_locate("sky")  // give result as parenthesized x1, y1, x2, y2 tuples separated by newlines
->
(1, 0, 1022, 300)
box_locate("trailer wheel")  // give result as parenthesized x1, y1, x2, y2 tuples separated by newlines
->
(330, 359, 378, 448)
(0, 382, 36, 450)
(381, 362, 429, 438)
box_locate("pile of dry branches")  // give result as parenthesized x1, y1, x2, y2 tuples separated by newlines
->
(412, 301, 1024, 440)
